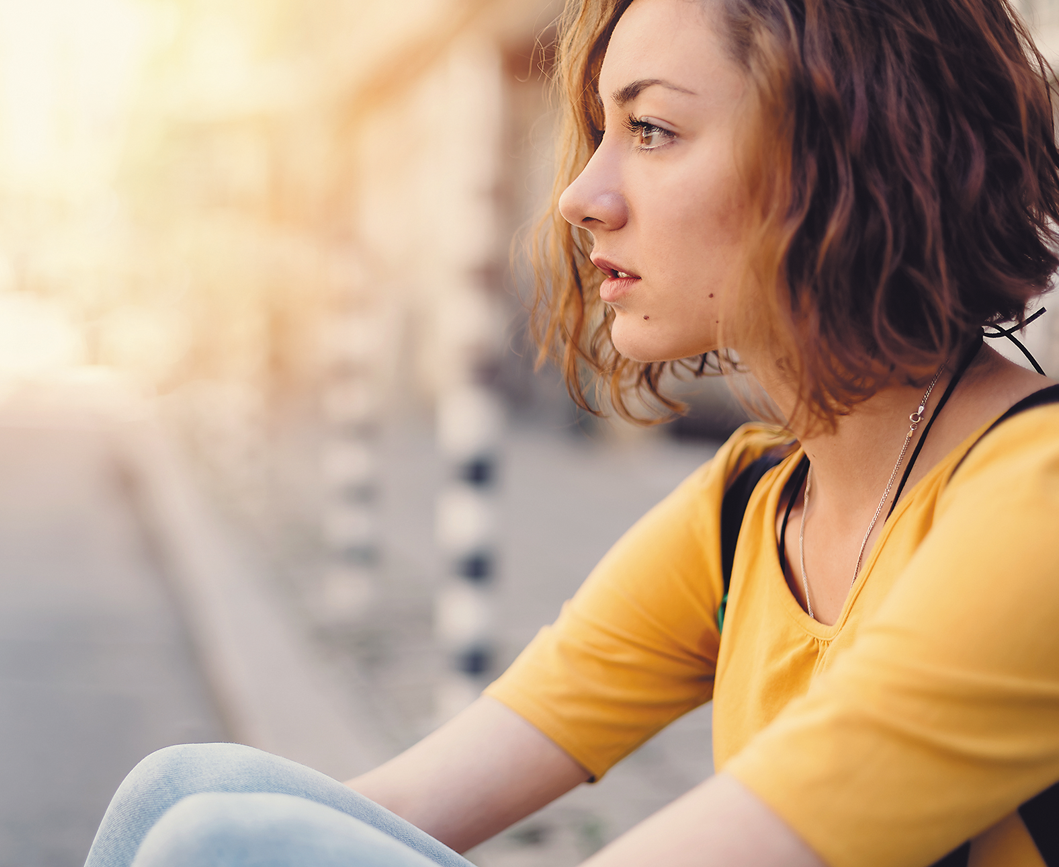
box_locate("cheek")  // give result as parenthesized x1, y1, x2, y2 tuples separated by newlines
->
(640, 223, 745, 355)
(613, 148, 749, 360)
(652, 167, 745, 278)
(652, 196, 744, 312)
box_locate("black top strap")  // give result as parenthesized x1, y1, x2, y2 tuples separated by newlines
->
(929, 779, 1059, 867)
(717, 448, 788, 632)
(929, 842, 971, 867)
(1020, 781, 1059, 866)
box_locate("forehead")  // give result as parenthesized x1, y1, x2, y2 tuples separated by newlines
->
(599, 0, 733, 102)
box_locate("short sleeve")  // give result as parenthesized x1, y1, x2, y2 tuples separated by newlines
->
(726, 408, 1059, 867)
(484, 424, 789, 780)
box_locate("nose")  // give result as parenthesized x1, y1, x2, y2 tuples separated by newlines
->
(557, 146, 628, 231)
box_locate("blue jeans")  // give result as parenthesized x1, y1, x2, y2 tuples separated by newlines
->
(84, 743, 475, 867)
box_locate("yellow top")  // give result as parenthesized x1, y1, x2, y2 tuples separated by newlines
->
(484, 406, 1059, 867)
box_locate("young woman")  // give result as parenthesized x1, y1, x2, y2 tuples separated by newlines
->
(84, 0, 1059, 865)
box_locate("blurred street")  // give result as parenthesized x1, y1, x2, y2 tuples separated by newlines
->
(0, 379, 718, 867)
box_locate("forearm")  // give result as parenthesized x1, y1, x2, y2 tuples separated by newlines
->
(581, 773, 825, 867)
(347, 696, 591, 853)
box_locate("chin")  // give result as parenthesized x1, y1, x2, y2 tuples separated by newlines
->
(610, 320, 710, 365)
(610, 328, 657, 363)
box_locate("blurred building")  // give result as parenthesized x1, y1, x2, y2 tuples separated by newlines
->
(0, 0, 1057, 623)
(106, 0, 566, 510)
(0, 0, 566, 551)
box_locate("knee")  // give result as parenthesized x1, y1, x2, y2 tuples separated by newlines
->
(134, 742, 242, 775)
(115, 743, 275, 806)
(132, 793, 429, 867)
(131, 793, 262, 867)
(113, 741, 361, 819)
(137, 742, 264, 774)
(114, 745, 309, 821)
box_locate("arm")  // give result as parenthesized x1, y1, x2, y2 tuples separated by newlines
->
(581, 773, 824, 867)
(349, 696, 823, 865)
(346, 695, 591, 853)
(349, 432, 779, 856)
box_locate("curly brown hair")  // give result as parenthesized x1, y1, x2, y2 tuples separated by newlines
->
(530, 0, 1059, 426)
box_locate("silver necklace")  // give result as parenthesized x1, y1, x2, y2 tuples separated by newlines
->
(797, 366, 945, 620)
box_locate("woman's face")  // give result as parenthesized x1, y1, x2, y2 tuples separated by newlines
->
(558, 0, 750, 363)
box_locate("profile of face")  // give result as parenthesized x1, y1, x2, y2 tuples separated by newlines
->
(558, 0, 750, 364)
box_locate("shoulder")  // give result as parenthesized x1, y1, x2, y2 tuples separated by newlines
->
(930, 396, 1059, 585)
(631, 422, 792, 526)
(708, 422, 794, 491)
(572, 424, 794, 611)
(944, 391, 1059, 493)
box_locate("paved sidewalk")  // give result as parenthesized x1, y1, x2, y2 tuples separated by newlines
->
(0, 385, 226, 867)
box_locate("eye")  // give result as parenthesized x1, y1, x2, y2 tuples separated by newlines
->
(623, 115, 674, 151)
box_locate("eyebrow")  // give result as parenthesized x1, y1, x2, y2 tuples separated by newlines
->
(606, 78, 696, 107)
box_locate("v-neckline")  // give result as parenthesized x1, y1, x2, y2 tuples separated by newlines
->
(765, 414, 1005, 637)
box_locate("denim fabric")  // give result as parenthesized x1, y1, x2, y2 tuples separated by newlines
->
(84, 743, 474, 867)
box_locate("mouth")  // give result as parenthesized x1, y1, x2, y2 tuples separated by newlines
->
(591, 257, 640, 304)
(591, 257, 640, 281)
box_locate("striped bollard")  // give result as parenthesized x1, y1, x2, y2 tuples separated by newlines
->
(434, 381, 503, 721)
(318, 308, 381, 623)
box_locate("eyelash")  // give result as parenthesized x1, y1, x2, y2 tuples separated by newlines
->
(623, 115, 673, 151)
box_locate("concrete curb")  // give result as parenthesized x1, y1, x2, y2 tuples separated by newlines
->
(118, 417, 393, 780)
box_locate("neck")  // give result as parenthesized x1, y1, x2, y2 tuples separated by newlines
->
(753, 354, 953, 524)
(747, 339, 1055, 525)
(745, 340, 1051, 625)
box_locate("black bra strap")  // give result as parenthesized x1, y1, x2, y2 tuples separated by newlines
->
(776, 454, 809, 579)
(948, 383, 1059, 478)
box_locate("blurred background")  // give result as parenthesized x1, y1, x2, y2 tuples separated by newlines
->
(0, 0, 1057, 864)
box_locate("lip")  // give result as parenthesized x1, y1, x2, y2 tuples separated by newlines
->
(591, 256, 641, 303)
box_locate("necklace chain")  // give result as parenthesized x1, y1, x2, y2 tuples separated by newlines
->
(798, 365, 945, 620)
